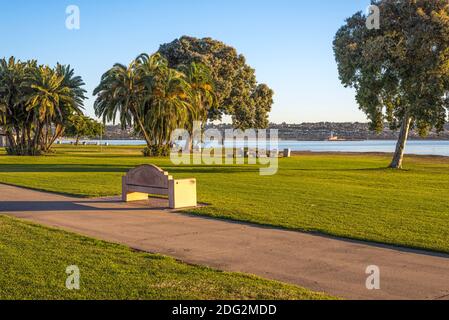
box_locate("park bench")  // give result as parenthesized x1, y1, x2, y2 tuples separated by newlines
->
(122, 164, 197, 209)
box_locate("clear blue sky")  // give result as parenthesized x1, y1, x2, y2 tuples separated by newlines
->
(0, 0, 371, 123)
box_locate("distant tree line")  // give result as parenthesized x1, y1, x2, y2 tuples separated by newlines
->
(1, 36, 275, 156)
(65, 114, 104, 145)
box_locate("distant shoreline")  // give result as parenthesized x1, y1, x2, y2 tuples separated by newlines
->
(55, 139, 449, 158)
(291, 150, 449, 159)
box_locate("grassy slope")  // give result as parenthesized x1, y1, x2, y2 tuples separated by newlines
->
(0, 146, 448, 254)
(0, 215, 330, 300)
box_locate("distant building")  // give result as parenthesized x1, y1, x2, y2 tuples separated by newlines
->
(103, 122, 449, 141)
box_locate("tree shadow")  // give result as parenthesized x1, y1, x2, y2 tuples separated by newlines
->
(287, 167, 402, 172)
(0, 163, 261, 174)
(0, 164, 129, 173)
(0, 199, 171, 212)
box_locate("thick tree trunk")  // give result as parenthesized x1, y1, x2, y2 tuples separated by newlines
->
(389, 113, 412, 169)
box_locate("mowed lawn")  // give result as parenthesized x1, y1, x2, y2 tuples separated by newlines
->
(0, 215, 329, 300)
(0, 145, 449, 254)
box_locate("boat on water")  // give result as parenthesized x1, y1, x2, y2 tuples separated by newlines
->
(326, 131, 346, 142)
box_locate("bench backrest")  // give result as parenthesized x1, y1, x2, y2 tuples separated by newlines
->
(124, 165, 172, 189)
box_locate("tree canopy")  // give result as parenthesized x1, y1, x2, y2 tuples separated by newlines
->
(94, 53, 215, 156)
(158, 36, 274, 129)
(0, 57, 86, 155)
(65, 114, 104, 145)
(333, 0, 449, 168)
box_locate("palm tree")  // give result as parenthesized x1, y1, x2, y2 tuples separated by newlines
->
(94, 53, 217, 156)
(95, 53, 194, 153)
(26, 65, 85, 153)
(179, 62, 215, 150)
(142, 66, 193, 148)
(26, 67, 63, 152)
(93, 60, 153, 147)
(180, 62, 215, 123)
(0, 57, 87, 155)
(44, 64, 87, 151)
(0, 57, 32, 153)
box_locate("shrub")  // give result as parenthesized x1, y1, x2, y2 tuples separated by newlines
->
(142, 145, 170, 157)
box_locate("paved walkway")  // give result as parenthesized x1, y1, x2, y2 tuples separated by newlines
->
(1, 183, 449, 300)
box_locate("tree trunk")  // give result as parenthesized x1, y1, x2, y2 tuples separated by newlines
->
(32, 123, 42, 155)
(389, 113, 412, 169)
(26, 126, 32, 152)
(75, 135, 80, 146)
(185, 134, 193, 153)
(6, 132, 15, 150)
(45, 126, 64, 152)
(21, 126, 26, 146)
(15, 126, 21, 152)
(131, 106, 152, 149)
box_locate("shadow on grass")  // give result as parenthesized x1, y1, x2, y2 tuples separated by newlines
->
(0, 164, 131, 173)
(287, 167, 408, 172)
(0, 164, 261, 174)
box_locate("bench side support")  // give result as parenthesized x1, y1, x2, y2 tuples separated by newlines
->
(169, 179, 197, 209)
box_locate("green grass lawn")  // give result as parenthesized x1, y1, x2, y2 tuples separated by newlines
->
(0, 145, 448, 255)
(0, 215, 330, 300)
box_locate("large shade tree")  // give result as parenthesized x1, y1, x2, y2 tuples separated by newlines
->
(158, 36, 274, 129)
(334, 0, 449, 168)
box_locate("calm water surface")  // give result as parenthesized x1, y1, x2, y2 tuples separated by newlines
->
(72, 140, 449, 157)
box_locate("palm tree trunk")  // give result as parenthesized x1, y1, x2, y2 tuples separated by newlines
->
(26, 126, 32, 153)
(32, 122, 42, 155)
(131, 107, 152, 148)
(14, 126, 23, 154)
(6, 131, 15, 150)
(389, 113, 412, 169)
(21, 127, 26, 146)
(46, 125, 64, 151)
